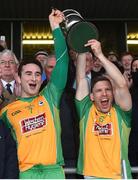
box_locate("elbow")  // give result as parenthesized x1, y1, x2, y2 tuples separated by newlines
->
(121, 81, 127, 88)
(119, 77, 128, 88)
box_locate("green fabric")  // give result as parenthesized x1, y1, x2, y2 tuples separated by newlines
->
(75, 96, 132, 178)
(19, 164, 65, 179)
(50, 28, 69, 89)
(114, 104, 132, 179)
(75, 96, 92, 174)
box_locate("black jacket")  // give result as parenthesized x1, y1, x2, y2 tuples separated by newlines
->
(0, 120, 19, 179)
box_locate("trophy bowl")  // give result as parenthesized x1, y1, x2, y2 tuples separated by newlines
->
(61, 9, 99, 53)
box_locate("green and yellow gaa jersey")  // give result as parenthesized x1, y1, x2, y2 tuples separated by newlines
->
(75, 95, 132, 179)
(0, 27, 69, 172)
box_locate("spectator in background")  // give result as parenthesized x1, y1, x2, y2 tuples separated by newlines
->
(0, 49, 19, 108)
(84, 52, 94, 92)
(0, 120, 19, 178)
(68, 49, 78, 89)
(129, 58, 138, 177)
(107, 51, 123, 72)
(34, 50, 48, 81)
(0, 45, 19, 179)
(45, 54, 56, 81)
(91, 56, 105, 80)
(107, 51, 118, 63)
(69, 49, 78, 63)
(0, 39, 7, 51)
(40, 54, 56, 91)
(120, 52, 134, 89)
(75, 39, 132, 179)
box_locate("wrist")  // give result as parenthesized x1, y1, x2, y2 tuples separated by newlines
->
(50, 23, 59, 31)
(96, 53, 105, 60)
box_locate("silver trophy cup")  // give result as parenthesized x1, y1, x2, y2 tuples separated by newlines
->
(61, 9, 99, 53)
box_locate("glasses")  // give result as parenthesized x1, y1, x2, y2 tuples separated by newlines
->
(0, 60, 16, 65)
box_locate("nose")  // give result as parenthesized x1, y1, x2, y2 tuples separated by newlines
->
(5, 61, 10, 66)
(102, 90, 107, 96)
(31, 74, 36, 81)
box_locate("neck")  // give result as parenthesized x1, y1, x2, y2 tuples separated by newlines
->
(2, 76, 14, 83)
(21, 92, 38, 98)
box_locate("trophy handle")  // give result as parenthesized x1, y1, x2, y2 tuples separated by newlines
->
(62, 9, 82, 16)
(62, 9, 84, 31)
(65, 13, 84, 21)
(65, 13, 84, 28)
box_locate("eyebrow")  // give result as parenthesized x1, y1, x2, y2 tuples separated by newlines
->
(24, 71, 41, 74)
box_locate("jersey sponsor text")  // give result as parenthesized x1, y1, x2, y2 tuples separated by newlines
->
(20, 113, 46, 133)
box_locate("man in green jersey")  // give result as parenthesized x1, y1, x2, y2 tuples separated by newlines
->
(0, 9, 69, 179)
(75, 39, 132, 179)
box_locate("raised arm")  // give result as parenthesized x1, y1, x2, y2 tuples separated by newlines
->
(48, 9, 69, 89)
(85, 39, 132, 111)
(76, 53, 90, 100)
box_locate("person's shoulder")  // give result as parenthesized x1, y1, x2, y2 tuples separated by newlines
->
(1, 98, 20, 114)
(113, 103, 132, 113)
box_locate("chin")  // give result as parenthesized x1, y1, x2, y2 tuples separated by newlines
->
(100, 107, 111, 113)
(32, 92, 38, 96)
(28, 91, 38, 97)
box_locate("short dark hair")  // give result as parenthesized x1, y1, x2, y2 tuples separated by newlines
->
(91, 75, 112, 92)
(120, 52, 134, 61)
(18, 59, 43, 77)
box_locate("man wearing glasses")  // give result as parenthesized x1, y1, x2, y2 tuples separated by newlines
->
(0, 49, 19, 108)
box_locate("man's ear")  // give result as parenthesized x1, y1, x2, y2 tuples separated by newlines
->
(14, 72, 21, 84)
(18, 77, 21, 84)
(90, 93, 94, 101)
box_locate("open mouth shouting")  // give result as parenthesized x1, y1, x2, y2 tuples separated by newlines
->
(29, 83, 37, 90)
(99, 98, 111, 113)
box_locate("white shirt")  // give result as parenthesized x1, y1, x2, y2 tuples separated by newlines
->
(1, 79, 15, 93)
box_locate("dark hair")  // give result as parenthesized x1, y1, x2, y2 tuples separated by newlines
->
(91, 75, 112, 91)
(131, 58, 138, 72)
(120, 52, 134, 61)
(18, 59, 43, 77)
(108, 51, 118, 58)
